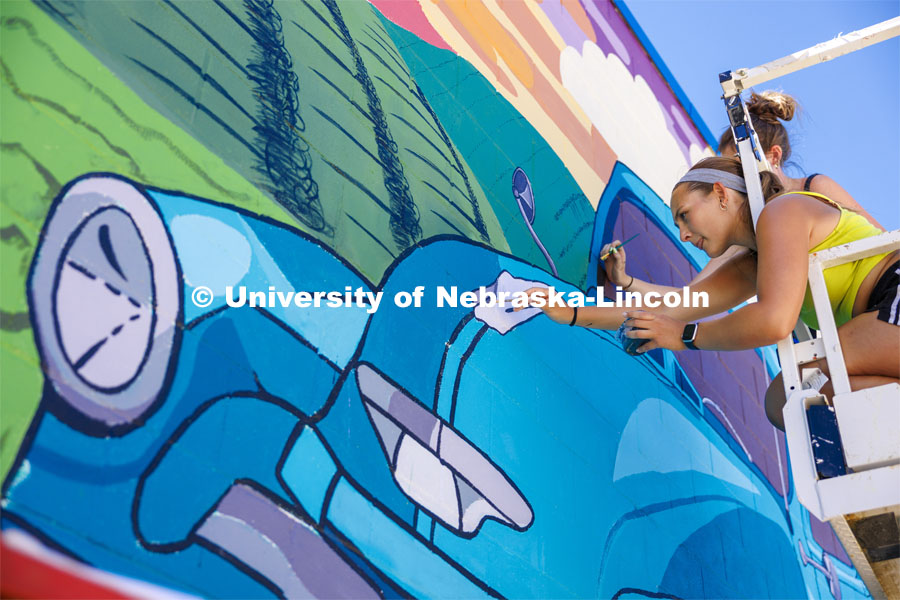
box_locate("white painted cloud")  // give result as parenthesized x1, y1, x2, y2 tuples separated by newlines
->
(561, 41, 700, 203)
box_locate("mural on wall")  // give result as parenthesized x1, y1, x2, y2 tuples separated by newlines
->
(0, 1, 864, 598)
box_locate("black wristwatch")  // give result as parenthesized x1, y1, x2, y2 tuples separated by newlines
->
(681, 323, 699, 350)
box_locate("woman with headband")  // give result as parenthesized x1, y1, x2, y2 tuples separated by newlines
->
(601, 91, 884, 297)
(522, 156, 898, 428)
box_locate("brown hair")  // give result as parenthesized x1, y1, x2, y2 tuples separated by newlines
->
(673, 157, 784, 234)
(717, 91, 798, 160)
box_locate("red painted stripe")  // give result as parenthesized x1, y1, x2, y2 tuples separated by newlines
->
(0, 539, 132, 600)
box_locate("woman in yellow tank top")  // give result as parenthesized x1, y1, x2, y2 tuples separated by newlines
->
(520, 156, 898, 427)
(624, 156, 898, 410)
(794, 190, 891, 330)
(591, 93, 893, 429)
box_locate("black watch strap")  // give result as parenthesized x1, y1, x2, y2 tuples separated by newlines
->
(682, 323, 699, 350)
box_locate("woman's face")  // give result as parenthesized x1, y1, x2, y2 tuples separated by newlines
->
(671, 184, 734, 258)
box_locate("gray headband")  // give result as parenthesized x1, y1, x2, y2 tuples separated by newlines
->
(675, 168, 747, 193)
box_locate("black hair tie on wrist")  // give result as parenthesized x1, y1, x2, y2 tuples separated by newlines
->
(569, 306, 578, 326)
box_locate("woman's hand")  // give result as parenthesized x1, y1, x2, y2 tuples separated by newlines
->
(601, 240, 629, 287)
(623, 311, 687, 353)
(516, 287, 575, 324)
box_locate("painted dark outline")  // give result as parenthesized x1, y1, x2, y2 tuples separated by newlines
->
(22, 167, 380, 439)
(125, 395, 387, 597)
(272, 419, 362, 572)
(17, 200, 782, 539)
(22, 164, 380, 436)
(432, 312, 475, 412)
(32, 0, 79, 30)
(318, 521, 408, 600)
(447, 323, 488, 427)
(98, 224, 126, 280)
(611, 587, 684, 600)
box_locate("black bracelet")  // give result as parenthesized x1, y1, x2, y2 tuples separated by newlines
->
(568, 306, 578, 326)
(623, 275, 635, 290)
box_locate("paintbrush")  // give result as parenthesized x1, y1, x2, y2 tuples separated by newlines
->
(600, 233, 640, 261)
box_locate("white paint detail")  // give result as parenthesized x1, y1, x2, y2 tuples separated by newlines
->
(561, 42, 691, 202)
(394, 434, 460, 528)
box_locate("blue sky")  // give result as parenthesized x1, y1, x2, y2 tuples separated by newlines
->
(624, 0, 899, 230)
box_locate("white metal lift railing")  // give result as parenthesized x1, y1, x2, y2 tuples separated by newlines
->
(779, 233, 900, 600)
(719, 16, 900, 600)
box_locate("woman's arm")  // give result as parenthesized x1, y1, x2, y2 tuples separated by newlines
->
(600, 240, 684, 295)
(626, 198, 813, 352)
(602, 241, 751, 296)
(690, 245, 750, 285)
(523, 248, 757, 330)
(519, 288, 627, 329)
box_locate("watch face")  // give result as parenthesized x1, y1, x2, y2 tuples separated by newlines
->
(682, 323, 697, 342)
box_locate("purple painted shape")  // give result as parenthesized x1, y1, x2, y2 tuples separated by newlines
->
(578, 1, 708, 161)
(745, 392, 773, 439)
(581, 1, 630, 65)
(810, 512, 852, 566)
(389, 389, 440, 450)
(762, 453, 782, 497)
(536, 0, 591, 49)
(197, 483, 378, 599)
(612, 202, 696, 289)
(199, 514, 310, 596)
(742, 432, 766, 471)
(738, 387, 756, 424)
(357, 364, 440, 449)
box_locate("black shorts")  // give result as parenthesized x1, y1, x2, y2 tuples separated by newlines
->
(864, 260, 900, 325)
